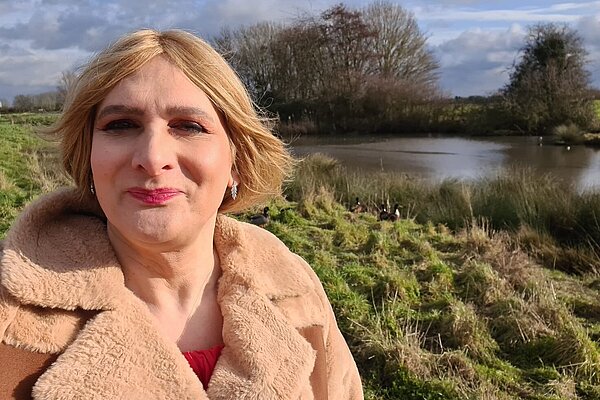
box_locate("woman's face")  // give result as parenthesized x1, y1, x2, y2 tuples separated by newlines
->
(91, 56, 234, 247)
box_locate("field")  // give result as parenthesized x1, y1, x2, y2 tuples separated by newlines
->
(1, 114, 600, 399)
(0, 112, 68, 234)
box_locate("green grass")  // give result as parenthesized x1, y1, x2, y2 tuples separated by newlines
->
(286, 154, 600, 275)
(2, 114, 600, 399)
(245, 196, 600, 399)
(0, 113, 67, 235)
(593, 100, 600, 120)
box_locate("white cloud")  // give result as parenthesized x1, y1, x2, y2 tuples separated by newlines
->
(0, 0, 341, 101)
(546, 2, 600, 12)
(0, 1, 36, 27)
(575, 15, 600, 87)
(420, 8, 581, 24)
(411, 1, 600, 21)
(434, 25, 526, 96)
(0, 47, 85, 86)
(1, 0, 600, 99)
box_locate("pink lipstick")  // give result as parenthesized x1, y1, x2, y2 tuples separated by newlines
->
(127, 188, 182, 205)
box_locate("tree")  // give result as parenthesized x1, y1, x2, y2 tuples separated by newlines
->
(503, 23, 594, 133)
(13, 94, 34, 111)
(12, 91, 62, 112)
(57, 70, 78, 106)
(270, 22, 325, 106)
(363, 1, 438, 87)
(318, 4, 375, 94)
(214, 23, 282, 106)
(213, 1, 441, 134)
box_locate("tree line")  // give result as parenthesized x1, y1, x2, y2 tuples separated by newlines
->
(214, 1, 441, 134)
(2, 71, 76, 113)
(214, 1, 596, 135)
(4, 2, 596, 135)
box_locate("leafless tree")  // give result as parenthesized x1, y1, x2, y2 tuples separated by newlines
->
(214, 23, 282, 106)
(213, 1, 442, 133)
(57, 70, 78, 106)
(318, 4, 375, 93)
(271, 22, 324, 102)
(363, 1, 438, 88)
(13, 91, 62, 112)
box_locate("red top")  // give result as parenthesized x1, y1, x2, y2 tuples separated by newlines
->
(182, 344, 225, 390)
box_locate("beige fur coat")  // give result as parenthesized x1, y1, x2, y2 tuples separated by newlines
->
(0, 189, 363, 399)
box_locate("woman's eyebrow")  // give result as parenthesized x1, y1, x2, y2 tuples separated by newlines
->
(97, 105, 144, 120)
(166, 106, 215, 122)
(96, 105, 215, 123)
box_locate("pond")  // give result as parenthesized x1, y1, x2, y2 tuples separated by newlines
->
(289, 135, 600, 192)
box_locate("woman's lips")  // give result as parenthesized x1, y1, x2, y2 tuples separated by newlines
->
(127, 188, 182, 205)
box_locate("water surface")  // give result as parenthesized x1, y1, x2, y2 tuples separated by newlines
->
(290, 135, 600, 192)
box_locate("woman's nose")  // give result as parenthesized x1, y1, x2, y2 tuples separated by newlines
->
(131, 126, 176, 176)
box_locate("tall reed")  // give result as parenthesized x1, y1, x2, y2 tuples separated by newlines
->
(284, 154, 600, 273)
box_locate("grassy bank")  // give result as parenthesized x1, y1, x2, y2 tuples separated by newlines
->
(261, 191, 600, 399)
(275, 156, 600, 398)
(0, 113, 66, 234)
(1, 115, 600, 399)
(287, 154, 600, 276)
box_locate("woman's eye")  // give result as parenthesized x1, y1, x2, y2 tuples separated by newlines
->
(170, 121, 206, 134)
(103, 119, 138, 130)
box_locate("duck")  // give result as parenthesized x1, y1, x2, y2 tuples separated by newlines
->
(250, 206, 269, 226)
(388, 204, 401, 222)
(350, 197, 366, 213)
(378, 204, 390, 221)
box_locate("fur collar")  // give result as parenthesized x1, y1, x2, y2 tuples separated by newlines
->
(0, 189, 321, 399)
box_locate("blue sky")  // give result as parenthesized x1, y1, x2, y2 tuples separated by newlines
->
(1, 0, 600, 104)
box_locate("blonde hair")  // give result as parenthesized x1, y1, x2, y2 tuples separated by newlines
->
(48, 29, 293, 213)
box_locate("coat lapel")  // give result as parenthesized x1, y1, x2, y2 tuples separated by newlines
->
(208, 216, 318, 399)
(32, 294, 207, 400)
(1, 190, 321, 399)
(0, 188, 126, 311)
(208, 284, 316, 399)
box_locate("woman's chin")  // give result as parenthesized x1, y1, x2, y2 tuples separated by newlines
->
(114, 215, 188, 247)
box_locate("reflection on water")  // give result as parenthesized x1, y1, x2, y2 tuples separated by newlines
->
(289, 135, 600, 192)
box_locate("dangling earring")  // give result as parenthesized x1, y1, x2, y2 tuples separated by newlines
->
(230, 181, 238, 200)
(90, 181, 95, 195)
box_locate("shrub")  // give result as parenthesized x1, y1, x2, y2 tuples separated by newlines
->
(553, 123, 585, 144)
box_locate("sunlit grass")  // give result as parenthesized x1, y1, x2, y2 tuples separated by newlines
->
(248, 196, 600, 399)
(0, 114, 69, 238)
(285, 154, 600, 274)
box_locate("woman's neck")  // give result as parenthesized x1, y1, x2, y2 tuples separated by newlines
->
(107, 221, 218, 321)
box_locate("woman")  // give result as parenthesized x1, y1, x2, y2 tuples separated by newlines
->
(0, 29, 363, 399)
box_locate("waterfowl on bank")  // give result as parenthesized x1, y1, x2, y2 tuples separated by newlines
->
(378, 204, 389, 221)
(250, 206, 270, 226)
(350, 197, 366, 213)
(388, 204, 401, 222)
